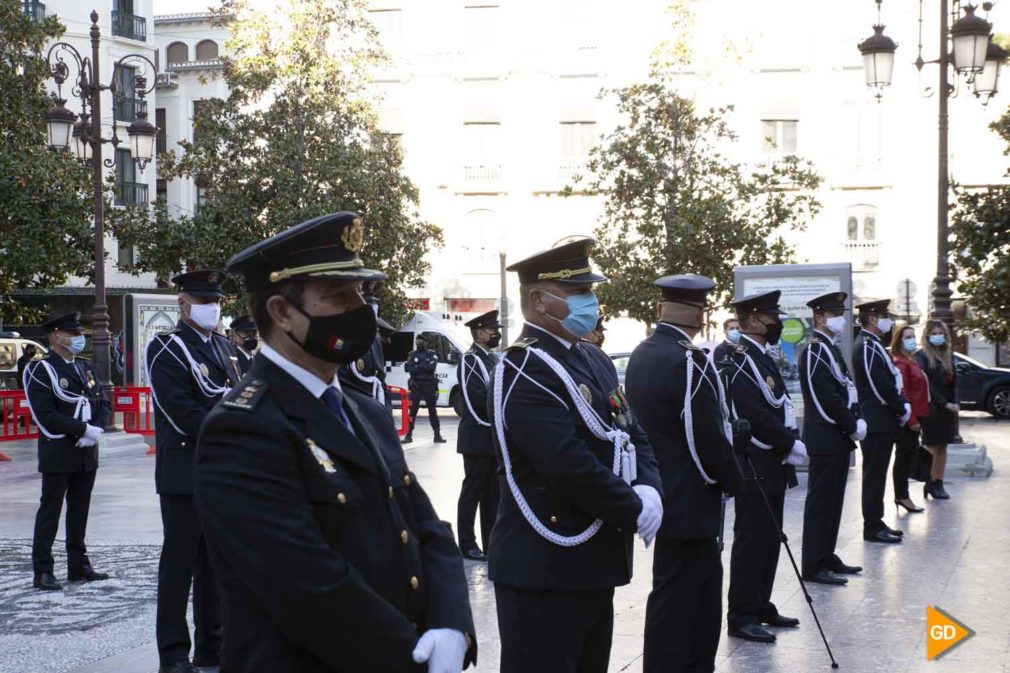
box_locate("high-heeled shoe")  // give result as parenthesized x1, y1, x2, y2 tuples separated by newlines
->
(895, 497, 924, 513)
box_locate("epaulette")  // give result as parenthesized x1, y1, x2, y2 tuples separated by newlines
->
(505, 338, 537, 352)
(679, 340, 705, 352)
(734, 344, 749, 355)
(809, 336, 823, 345)
(222, 379, 267, 412)
(155, 328, 181, 336)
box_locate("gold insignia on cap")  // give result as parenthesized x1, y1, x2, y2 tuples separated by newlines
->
(208, 272, 221, 284)
(342, 217, 365, 253)
(59, 377, 69, 389)
(579, 383, 592, 404)
(307, 439, 336, 473)
(584, 242, 594, 257)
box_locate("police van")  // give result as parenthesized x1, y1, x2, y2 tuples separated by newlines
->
(0, 333, 48, 390)
(384, 312, 471, 412)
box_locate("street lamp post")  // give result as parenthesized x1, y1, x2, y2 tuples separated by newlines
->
(858, 1, 1005, 326)
(43, 10, 158, 415)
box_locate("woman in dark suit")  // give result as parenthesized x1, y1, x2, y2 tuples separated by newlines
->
(915, 320, 958, 500)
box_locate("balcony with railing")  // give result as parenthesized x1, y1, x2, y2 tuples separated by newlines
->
(115, 181, 149, 207)
(22, 0, 45, 21)
(114, 96, 144, 122)
(461, 165, 503, 192)
(842, 240, 881, 271)
(112, 10, 147, 41)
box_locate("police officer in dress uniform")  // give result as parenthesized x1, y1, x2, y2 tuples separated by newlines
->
(799, 292, 866, 586)
(24, 312, 111, 590)
(489, 239, 663, 673)
(854, 299, 910, 544)
(626, 275, 742, 673)
(194, 211, 476, 673)
(455, 309, 503, 562)
(228, 314, 258, 376)
(723, 291, 804, 644)
(403, 336, 445, 444)
(147, 270, 240, 673)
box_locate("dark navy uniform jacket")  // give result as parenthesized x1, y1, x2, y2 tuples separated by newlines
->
(853, 331, 906, 434)
(487, 323, 661, 591)
(146, 321, 240, 495)
(724, 336, 796, 495)
(339, 336, 391, 412)
(456, 344, 497, 457)
(236, 347, 254, 376)
(23, 353, 111, 473)
(404, 348, 438, 385)
(194, 354, 476, 673)
(798, 330, 862, 455)
(626, 323, 741, 541)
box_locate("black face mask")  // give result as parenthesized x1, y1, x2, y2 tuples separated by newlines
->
(487, 332, 502, 349)
(289, 303, 377, 365)
(242, 336, 258, 352)
(764, 320, 784, 345)
(417, 342, 427, 351)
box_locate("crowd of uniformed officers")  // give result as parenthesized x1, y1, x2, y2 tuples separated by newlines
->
(21, 210, 934, 673)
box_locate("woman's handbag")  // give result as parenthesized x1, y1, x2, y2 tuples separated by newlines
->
(909, 443, 934, 482)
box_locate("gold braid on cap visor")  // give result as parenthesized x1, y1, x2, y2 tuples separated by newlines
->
(537, 266, 592, 280)
(268, 259, 365, 283)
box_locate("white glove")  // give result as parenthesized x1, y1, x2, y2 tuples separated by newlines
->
(412, 628, 467, 673)
(783, 439, 808, 466)
(899, 402, 912, 426)
(84, 424, 104, 442)
(850, 418, 867, 442)
(633, 484, 663, 547)
(76, 436, 97, 448)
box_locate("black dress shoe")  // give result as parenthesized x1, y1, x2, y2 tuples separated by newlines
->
(191, 653, 220, 667)
(401, 434, 413, 444)
(886, 525, 904, 537)
(864, 529, 902, 543)
(161, 662, 202, 673)
(825, 556, 862, 574)
(803, 570, 848, 586)
(68, 565, 110, 582)
(461, 547, 487, 562)
(433, 435, 447, 443)
(762, 614, 800, 628)
(33, 572, 62, 591)
(728, 623, 777, 643)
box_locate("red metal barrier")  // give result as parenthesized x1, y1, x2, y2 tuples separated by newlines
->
(387, 386, 410, 438)
(0, 391, 38, 448)
(113, 386, 155, 437)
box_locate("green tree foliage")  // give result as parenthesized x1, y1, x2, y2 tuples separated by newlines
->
(0, 0, 95, 323)
(577, 82, 821, 325)
(112, 0, 441, 325)
(951, 112, 1010, 342)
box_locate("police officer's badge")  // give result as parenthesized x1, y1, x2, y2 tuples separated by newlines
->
(341, 218, 365, 252)
(578, 383, 592, 404)
(200, 363, 210, 377)
(766, 375, 775, 389)
(356, 358, 366, 373)
(307, 439, 336, 473)
(59, 377, 69, 389)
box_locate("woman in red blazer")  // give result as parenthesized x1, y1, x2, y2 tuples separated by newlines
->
(891, 325, 931, 512)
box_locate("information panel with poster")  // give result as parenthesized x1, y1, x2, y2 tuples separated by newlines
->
(733, 263, 854, 423)
(123, 294, 181, 386)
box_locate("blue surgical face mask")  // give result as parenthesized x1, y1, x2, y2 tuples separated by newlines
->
(902, 338, 918, 352)
(544, 290, 600, 338)
(928, 334, 946, 347)
(68, 335, 86, 355)
(727, 329, 741, 343)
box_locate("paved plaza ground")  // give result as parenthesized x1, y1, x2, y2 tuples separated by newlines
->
(0, 412, 1008, 673)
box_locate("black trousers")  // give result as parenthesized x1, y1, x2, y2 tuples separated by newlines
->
(801, 452, 850, 576)
(456, 454, 499, 552)
(408, 381, 440, 433)
(157, 495, 221, 665)
(892, 425, 919, 500)
(643, 537, 722, 673)
(32, 470, 97, 574)
(496, 583, 614, 673)
(728, 490, 784, 629)
(861, 432, 896, 535)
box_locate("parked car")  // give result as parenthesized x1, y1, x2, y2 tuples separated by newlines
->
(954, 352, 1010, 419)
(0, 334, 48, 390)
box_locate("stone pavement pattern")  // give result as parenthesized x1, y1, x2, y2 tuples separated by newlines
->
(0, 414, 1008, 673)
